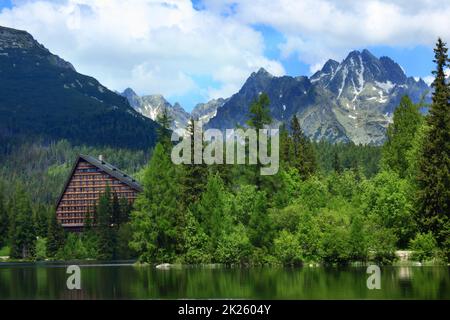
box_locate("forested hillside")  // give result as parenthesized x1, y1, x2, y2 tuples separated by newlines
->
(0, 26, 159, 149)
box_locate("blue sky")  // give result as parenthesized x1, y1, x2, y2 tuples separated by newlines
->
(0, 0, 444, 111)
(0, 0, 11, 9)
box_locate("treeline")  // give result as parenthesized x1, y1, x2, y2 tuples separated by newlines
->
(0, 120, 382, 262)
(128, 39, 449, 265)
(314, 141, 381, 178)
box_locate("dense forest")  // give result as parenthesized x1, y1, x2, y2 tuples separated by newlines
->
(0, 39, 448, 265)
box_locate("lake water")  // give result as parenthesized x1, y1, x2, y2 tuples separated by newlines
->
(0, 262, 448, 299)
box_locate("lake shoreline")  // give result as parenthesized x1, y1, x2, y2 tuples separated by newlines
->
(0, 259, 448, 268)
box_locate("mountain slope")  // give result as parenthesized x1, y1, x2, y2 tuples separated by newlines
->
(191, 98, 228, 124)
(207, 68, 351, 142)
(311, 49, 430, 144)
(0, 26, 159, 149)
(121, 88, 190, 130)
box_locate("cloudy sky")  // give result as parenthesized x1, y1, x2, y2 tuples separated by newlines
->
(0, 0, 449, 111)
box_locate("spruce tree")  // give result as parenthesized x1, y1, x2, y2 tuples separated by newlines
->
(156, 107, 173, 146)
(246, 93, 272, 130)
(130, 143, 185, 262)
(111, 192, 121, 226)
(333, 150, 342, 174)
(417, 38, 450, 247)
(194, 173, 231, 253)
(382, 95, 423, 177)
(96, 186, 115, 260)
(246, 93, 273, 188)
(181, 118, 208, 207)
(33, 204, 49, 238)
(118, 197, 131, 225)
(46, 212, 65, 257)
(279, 123, 292, 169)
(9, 186, 36, 259)
(290, 115, 317, 179)
(0, 185, 8, 248)
(247, 190, 273, 250)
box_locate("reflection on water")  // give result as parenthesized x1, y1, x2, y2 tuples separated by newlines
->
(398, 267, 413, 280)
(0, 262, 448, 300)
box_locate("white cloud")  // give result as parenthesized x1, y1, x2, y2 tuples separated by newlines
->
(420, 75, 434, 86)
(2, 0, 448, 107)
(203, 0, 450, 73)
(0, 0, 285, 106)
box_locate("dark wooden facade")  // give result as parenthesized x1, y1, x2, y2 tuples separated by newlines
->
(56, 155, 142, 230)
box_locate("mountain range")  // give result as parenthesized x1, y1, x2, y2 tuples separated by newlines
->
(121, 88, 227, 131)
(123, 50, 430, 145)
(207, 50, 430, 145)
(1, 25, 433, 147)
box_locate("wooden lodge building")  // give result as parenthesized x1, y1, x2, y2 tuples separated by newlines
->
(55, 154, 142, 230)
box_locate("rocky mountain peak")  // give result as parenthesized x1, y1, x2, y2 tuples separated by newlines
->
(252, 67, 273, 78)
(0, 26, 43, 50)
(0, 25, 75, 71)
(121, 90, 224, 131)
(121, 88, 140, 108)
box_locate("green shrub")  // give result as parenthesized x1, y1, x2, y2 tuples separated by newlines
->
(57, 233, 90, 260)
(361, 171, 417, 248)
(0, 246, 10, 256)
(35, 237, 47, 261)
(215, 224, 251, 265)
(409, 232, 439, 262)
(274, 230, 302, 266)
(366, 222, 398, 264)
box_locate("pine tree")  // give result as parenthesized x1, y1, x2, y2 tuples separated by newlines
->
(382, 95, 423, 177)
(118, 197, 131, 225)
(333, 150, 342, 174)
(130, 143, 185, 262)
(0, 185, 8, 248)
(246, 93, 272, 130)
(247, 190, 273, 249)
(96, 186, 115, 260)
(246, 93, 273, 188)
(46, 212, 65, 257)
(33, 204, 49, 238)
(279, 123, 292, 168)
(417, 38, 450, 247)
(9, 186, 36, 259)
(181, 118, 208, 207)
(111, 192, 121, 226)
(156, 107, 173, 146)
(194, 173, 231, 253)
(290, 115, 317, 179)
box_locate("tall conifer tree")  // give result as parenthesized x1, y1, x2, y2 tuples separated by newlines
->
(96, 186, 115, 260)
(0, 185, 8, 248)
(130, 143, 185, 262)
(181, 118, 208, 207)
(417, 38, 450, 247)
(382, 95, 423, 177)
(46, 212, 65, 257)
(9, 185, 36, 259)
(290, 115, 317, 179)
(246, 93, 273, 188)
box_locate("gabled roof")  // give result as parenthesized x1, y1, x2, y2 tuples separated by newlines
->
(79, 154, 143, 191)
(55, 154, 143, 209)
